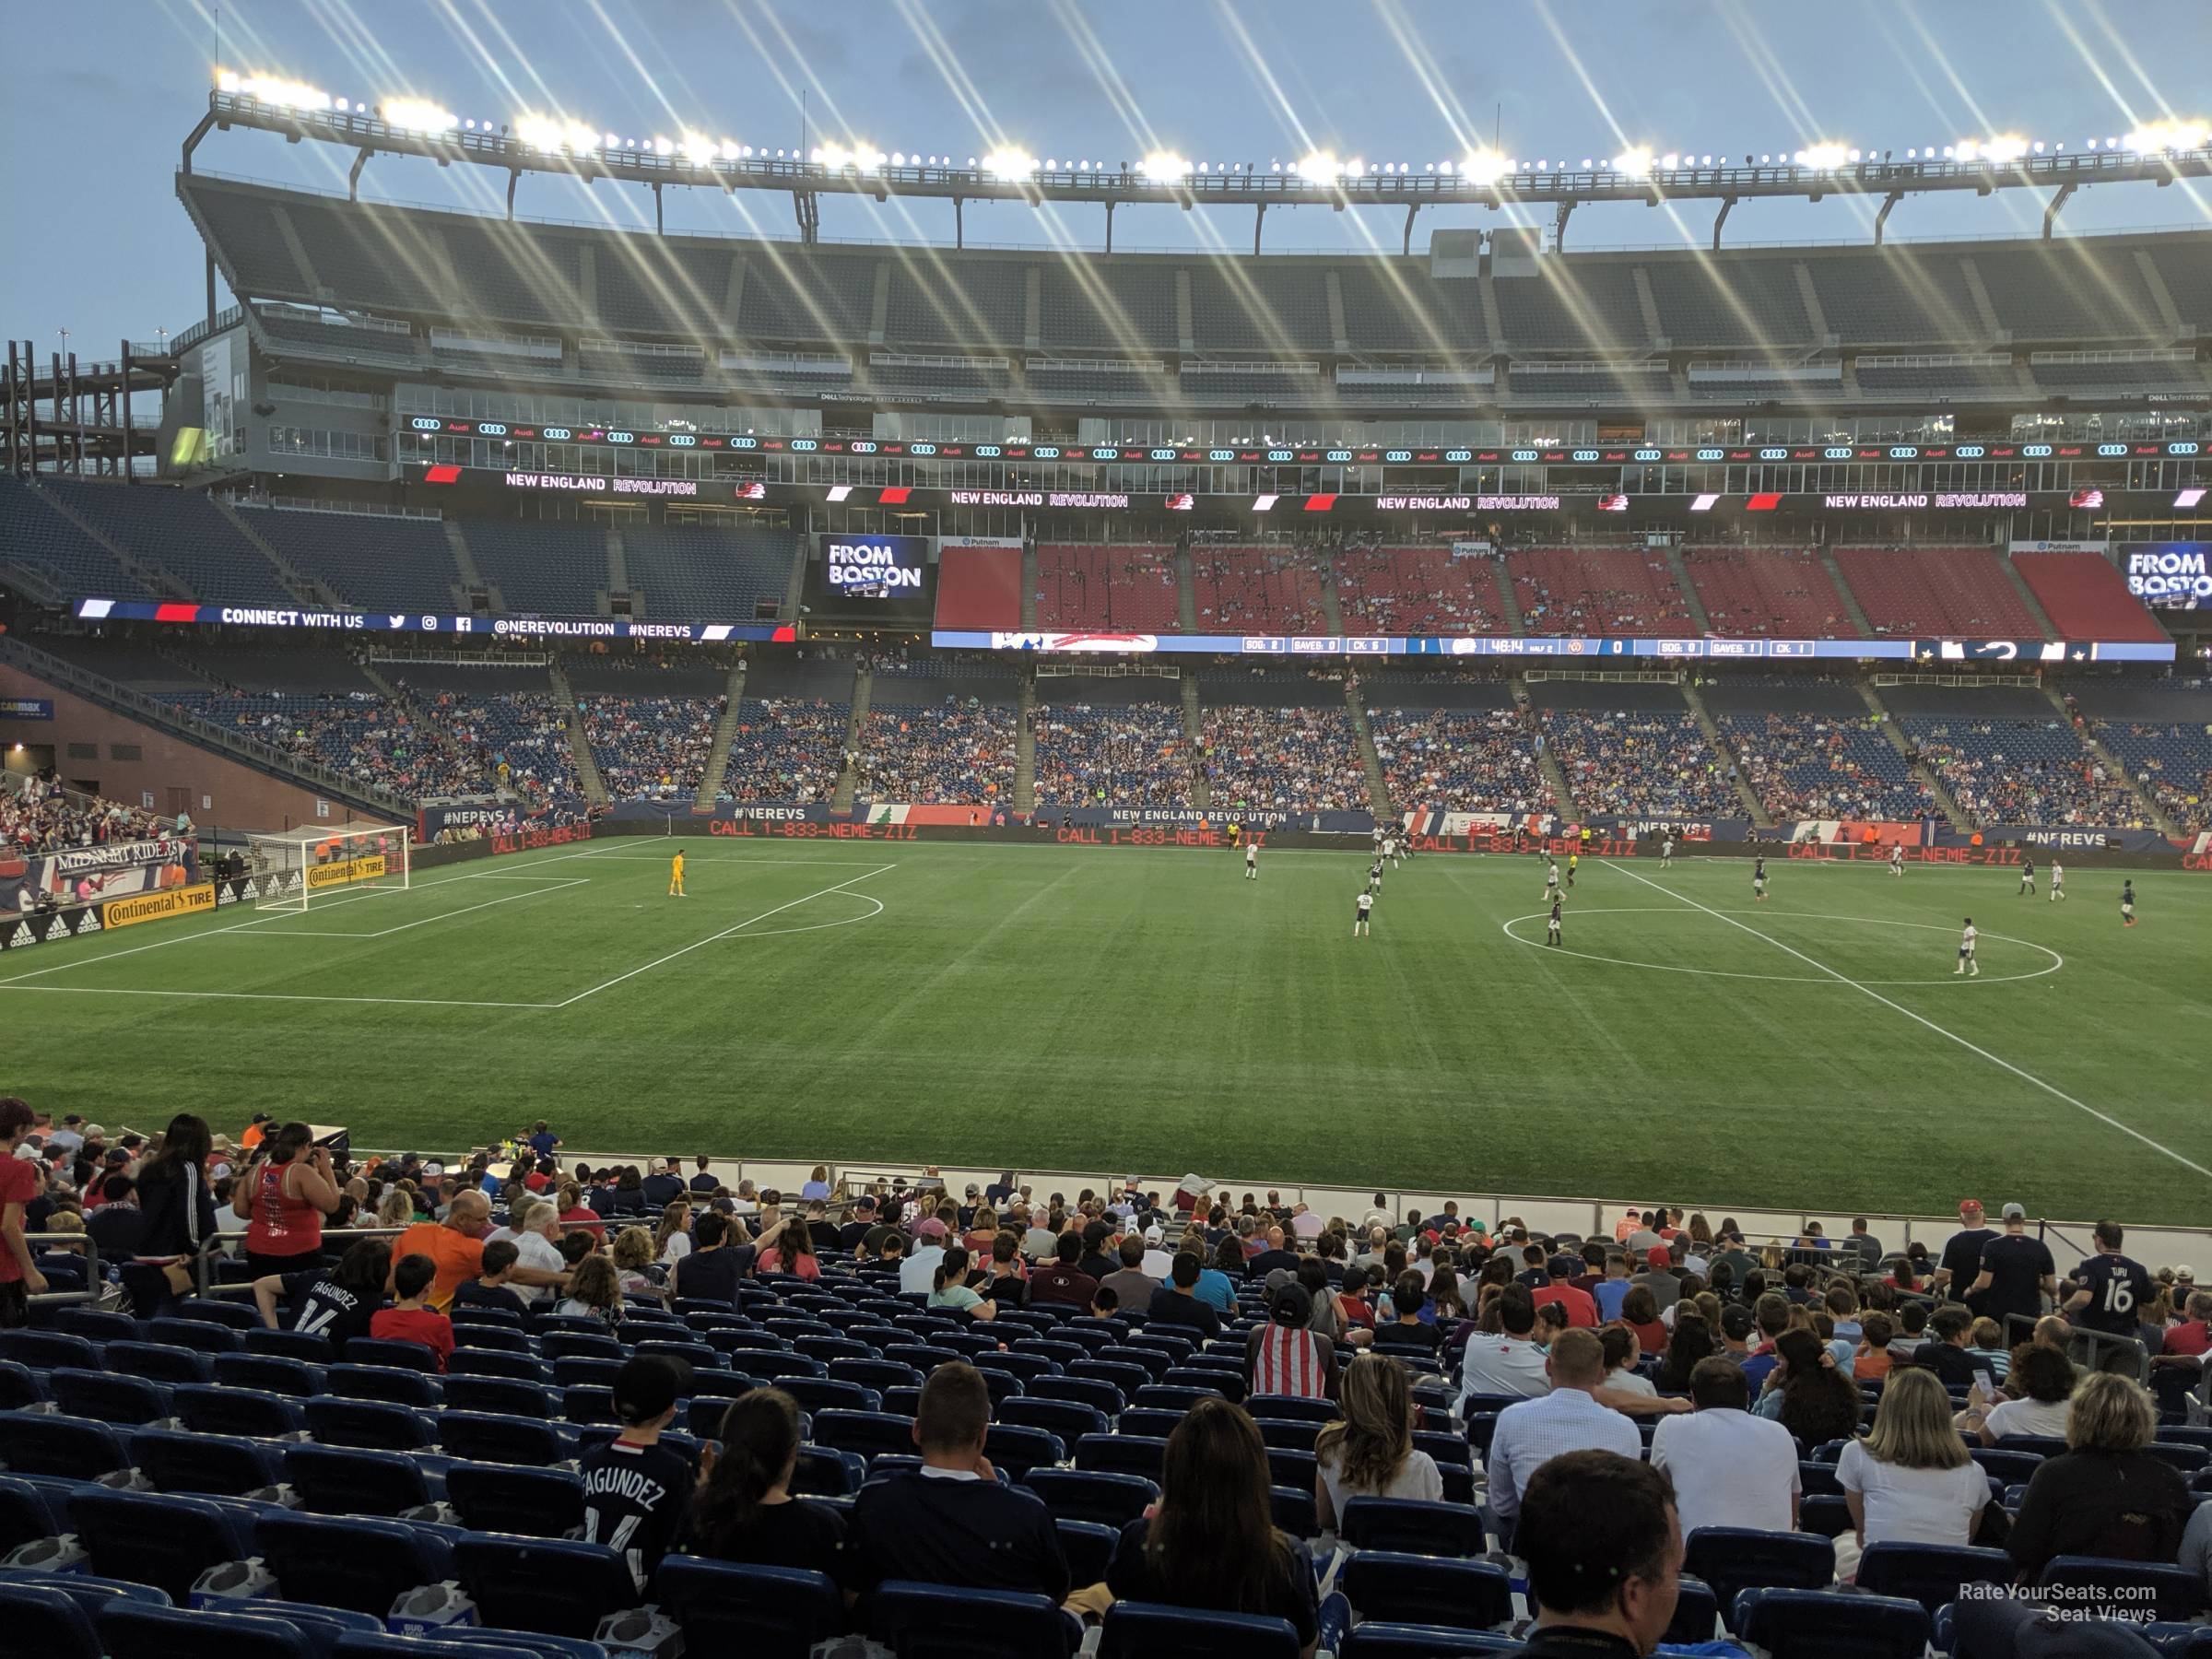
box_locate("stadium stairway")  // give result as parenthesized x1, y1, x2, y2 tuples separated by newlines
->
(443, 522, 488, 612)
(33, 483, 189, 602)
(1177, 669, 1214, 808)
(1998, 558, 2060, 641)
(210, 498, 338, 609)
(1678, 681, 1772, 828)
(1019, 542, 1039, 629)
(1515, 676, 1582, 818)
(780, 543, 808, 623)
(1658, 545, 1712, 634)
(1817, 547, 1877, 638)
(1014, 665, 1038, 816)
(1174, 542, 1198, 634)
(1855, 677, 1970, 830)
(2040, 682, 2179, 837)
(1343, 677, 1393, 822)
(692, 659, 749, 808)
(1490, 559, 1525, 633)
(1315, 554, 1348, 636)
(546, 660, 608, 808)
(604, 529, 631, 613)
(830, 666, 872, 815)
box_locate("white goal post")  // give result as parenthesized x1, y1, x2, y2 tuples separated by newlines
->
(247, 822, 413, 912)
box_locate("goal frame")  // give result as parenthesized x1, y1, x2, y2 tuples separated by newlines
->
(247, 822, 413, 912)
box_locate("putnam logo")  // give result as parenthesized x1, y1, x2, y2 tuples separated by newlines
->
(101, 883, 216, 929)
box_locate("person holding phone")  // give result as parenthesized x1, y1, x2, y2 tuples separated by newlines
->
(232, 1121, 342, 1277)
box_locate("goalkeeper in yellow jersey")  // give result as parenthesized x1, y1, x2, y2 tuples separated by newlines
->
(669, 850, 687, 898)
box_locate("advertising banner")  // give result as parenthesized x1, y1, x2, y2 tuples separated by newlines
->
(0, 698, 54, 719)
(100, 882, 216, 929)
(306, 853, 387, 890)
(75, 597, 793, 644)
(0, 837, 198, 912)
(937, 629, 2174, 664)
(2120, 543, 2210, 610)
(0, 905, 105, 951)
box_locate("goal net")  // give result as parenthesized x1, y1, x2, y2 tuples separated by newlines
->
(247, 822, 413, 912)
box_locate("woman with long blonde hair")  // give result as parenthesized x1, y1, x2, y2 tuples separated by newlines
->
(1312, 1353, 1443, 1530)
(1836, 1367, 1987, 1552)
(654, 1200, 692, 1265)
(557, 1253, 624, 1324)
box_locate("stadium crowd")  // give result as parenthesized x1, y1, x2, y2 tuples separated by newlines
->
(3, 1096, 2210, 1651)
(1367, 706, 1554, 813)
(1202, 705, 1369, 812)
(580, 694, 725, 798)
(854, 700, 1017, 804)
(722, 699, 848, 803)
(1719, 712, 1932, 822)
(1907, 720, 2148, 829)
(1544, 711, 1742, 818)
(0, 772, 171, 853)
(2089, 719, 2212, 831)
(1031, 703, 1194, 808)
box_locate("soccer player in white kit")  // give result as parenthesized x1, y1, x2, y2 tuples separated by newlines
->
(1244, 840, 1258, 881)
(2049, 861, 2065, 902)
(1889, 844, 1904, 878)
(1355, 889, 1374, 937)
(1660, 834, 1674, 869)
(1543, 859, 1560, 904)
(1383, 834, 1401, 870)
(1954, 917, 1980, 977)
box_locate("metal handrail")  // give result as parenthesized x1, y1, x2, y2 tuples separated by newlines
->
(22, 1230, 105, 1307)
(192, 1222, 417, 1299)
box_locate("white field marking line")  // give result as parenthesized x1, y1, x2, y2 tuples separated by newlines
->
(0, 985, 553, 1009)
(548, 863, 898, 1009)
(235, 879, 590, 941)
(1599, 857, 2212, 1182)
(1497, 906, 2065, 987)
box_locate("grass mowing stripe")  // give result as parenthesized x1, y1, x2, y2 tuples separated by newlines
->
(1598, 856, 2212, 1185)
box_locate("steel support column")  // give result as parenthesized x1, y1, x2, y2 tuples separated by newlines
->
(1874, 190, 1904, 245)
(347, 147, 371, 200)
(1712, 196, 1736, 252)
(2042, 181, 2077, 240)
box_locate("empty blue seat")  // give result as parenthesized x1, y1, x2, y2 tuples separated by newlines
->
(1265, 1446, 1317, 1491)
(1341, 1550, 1513, 1630)
(147, 1317, 241, 1356)
(303, 1395, 434, 1451)
(1684, 1528, 1837, 1633)
(826, 1358, 924, 1394)
(242, 1327, 335, 1364)
(0, 1410, 132, 1479)
(105, 1341, 213, 1385)
(67, 1488, 253, 1601)
(447, 1348, 551, 1383)
(1339, 1624, 1518, 1656)
(444, 1463, 586, 1537)
(1022, 1468, 1158, 1528)
(174, 1300, 263, 1331)
(1969, 1447, 2044, 1485)
(49, 1367, 170, 1426)
(776, 1376, 880, 1416)
(1246, 1394, 1338, 1425)
(2038, 1556, 2203, 1625)
(453, 1534, 641, 1634)
(813, 1408, 918, 1462)
(784, 1447, 864, 1499)
(1116, 1408, 1187, 1441)
(1030, 1374, 1126, 1416)
(653, 1557, 844, 1657)
(1799, 1494, 1853, 1537)
(1100, 1601, 1298, 1657)
(443, 1375, 553, 1418)
(135, 1427, 282, 1497)
(437, 1411, 571, 1467)
(173, 1382, 304, 1438)
(1339, 1497, 1488, 1559)
(1855, 1540, 2014, 1616)
(0, 1329, 100, 1371)
(1269, 1484, 1319, 1539)
(1667, 1575, 1721, 1645)
(0, 1472, 59, 1552)
(0, 1582, 101, 1659)
(324, 1364, 441, 1409)
(0, 1358, 40, 1408)
(284, 1443, 434, 1516)
(1735, 1587, 1929, 1658)
(97, 1601, 329, 1659)
(1057, 1517, 1117, 1586)
(1253, 1418, 1322, 1453)
(1069, 1360, 1149, 1396)
(255, 1511, 455, 1616)
(982, 1424, 1065, 1482)
(1074, 1433, 1168, 1481)
(999, 1397, 1108, 1442)
(213, 1353, 321, 1396)
(870, 1580, 1073, 1659)
(340, 1336, 441, 1375)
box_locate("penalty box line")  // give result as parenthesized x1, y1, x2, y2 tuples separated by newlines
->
(548, 863, 899, 1009)
(1597, 857, 2212, 1183)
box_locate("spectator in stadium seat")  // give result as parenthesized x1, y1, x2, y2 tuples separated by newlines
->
(1314, 1353, 1443, 1531)
(371, 1253, 454, 1371)
(1753, 1328, 1862, 1448)
(852, 1362, 1070, 1605)
(801, 1165, 832, 1204)
(688, 1388, 855, 1598)
(253, 1236, 391, 1347)
(1910, 1303, 1983, 1387)
(756, 1214, 819, 1281)
(1147, 1251, 1224, 1340)
(1488, 1329, 1643, 1547)
(1248, 1225, 1301, 1281)
(2007, 1371, 2192, 1581)
(1513, 1450, 1685, 1658)
(1632, 1243, 1685, 1314)
(1108, 1397, 1322, 1655)
(234, 1122, 342, 1279)
(1027, 1231, 1098, 1310)
(653, 1202, 693, 1268)
(900, 1218, 948, 1295)
(1651, 1357, 1801, 1536)
(688, 1156, 719, 1197)
(1837, 1368, 1987, 1554)
(1533, 1253, 1598, 1329)
(1602, 1325, 1656, 1397)
(1098, 1235, 1159, 1311)
(1970, 1344, 2077, 1445)
(669, 1211, 743, 1306)
(641, 1159, 685, 1209)
(450, 1240, 529, 1317)
(1460, 1284, 1551, 1405)
(1619, 1286, 1668, 1359)
(488, 1197, 574, 1306)
(558, 1254, 626, 1324)
(1654, 1312, 1719, 1394)
(1248, 1283, 1339, 1400)
(837, 1194, 878, 1253)
(1935, 1199, 1996, 1298)
(924, 1246, 996, 1321)
(394, 1189, 489, 1312)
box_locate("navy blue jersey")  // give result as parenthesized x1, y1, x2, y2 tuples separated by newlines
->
(581, 1437, 695, 1591)
(2069, 1253, 2154, 1337)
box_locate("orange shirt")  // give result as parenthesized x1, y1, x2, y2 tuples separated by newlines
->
(1853, 1347, 1894, 1381)
(395, 1221, 484, 1312)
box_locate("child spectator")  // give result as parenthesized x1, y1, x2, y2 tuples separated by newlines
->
(449, 1239, 529, 1317)
(371, 1253, 454, 1371)
(558, 1253, 625, 1324)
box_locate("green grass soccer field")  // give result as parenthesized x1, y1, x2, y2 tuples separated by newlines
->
(8, 838, 2207, 1223)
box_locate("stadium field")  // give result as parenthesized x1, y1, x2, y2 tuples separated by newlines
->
(8, 838, 2207, 1224)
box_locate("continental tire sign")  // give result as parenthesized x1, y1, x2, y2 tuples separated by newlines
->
(100, 883, 217, 929)
(307, 853, 388, 891)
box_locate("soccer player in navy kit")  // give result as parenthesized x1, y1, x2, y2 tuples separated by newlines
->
(1546, 895, 1563, 946)
(1752, 856, 1768, 902)
(2121, 880, 2136, 926)
(2018, 857, 2036, 897)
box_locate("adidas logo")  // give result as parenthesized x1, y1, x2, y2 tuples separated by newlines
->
(7, 923, 35, 947)
(241, 877, 261, 899)
(76, 912, 100, 933)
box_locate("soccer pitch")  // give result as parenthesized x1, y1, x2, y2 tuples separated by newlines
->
(9, 838, 2208, 1224)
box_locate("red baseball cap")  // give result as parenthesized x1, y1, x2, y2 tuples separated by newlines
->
(1647, 1246, 1670, 1269)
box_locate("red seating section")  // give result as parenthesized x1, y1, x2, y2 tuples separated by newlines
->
(1189, 547, 1327, 634)
(1334, 546, 1505, 634)
(1830, 546, 2042, 637)
(1036, 545, 1181, 632)
(2009, 551, 2170, 642)
(934, 544, 1024, 629)
(1680, 547, 1861, 639)
(1506, 547, 1697, 636)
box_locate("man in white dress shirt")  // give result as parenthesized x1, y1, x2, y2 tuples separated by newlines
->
(1649, 1357, 1802, 1536)
(1487, 1328, 1641, 1547)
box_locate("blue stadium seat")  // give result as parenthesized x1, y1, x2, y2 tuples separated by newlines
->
(284, 1444, 435, 1516)
(0, 1582, 102, 1659)
(2037, 1556, 2203, 1625)
(1969, 1447, 2044, 1486)
(1268, 1485, 1319, 1540)
(48, 1367, 170, 1426)
(1338, 1498, 1488, 1559)
(1246, 1394, 1339, 1425)
(243, 1328, 335, 1365)
(1022, 1467, 1159, 1528)
(0, 1410, 132, 1479)
(826, 1358, 925, 1395)
(1100, 1600, 1300, 1657)
(870, 1580, 1074, 1659)
(0, 1329, 100, 1371)
(1074, 1433, 1168, 1482)
(813, 1408, 918, 1463)
(341, 1337, 442, 1376)
(1684, 1528, 1837, 1633)
(999, 1397, 1108, 1442)
(1030, 1374, 1126, 1416)
(66, 1488, 253, 1601)
(107, 1340, 214, 1385)
(53, 1307, 137, 1344)
(1735, 1587, 1930, 1658)
(443, 1463, 586, 1538)
(147, 1317, 242, 1356)
(255, 1512, 455, 1616)
(442, 1376, 553, 1418)
(1854, 1540, 2014, 1615)
(174, 1382, 305, 1438)
(1253, 1418, 1322, 1453)
(135, 1428, 283, 1497)
(324, 1364, 441, 1409)
(1056, 1517, 1117, 1587)
(789, 1448, 866, 1499)
(1340, 1551, 1513, 1630)
(653, 1557, 845, 1659)
(303, 1396, 435, 1451)
(213, 1353, 320, 1396)
(0, 1358, 41, 1408)
(1069, 1360, 1150, 1396)
(1116, 1408, 1187, 1441)
(1265, 1446, 1318, 1492)
(1340, 1625, 1519, 1656)
(435, 1411, 571, 1468)
(1799, 1493, 1853, 1537)
(776, 1376, 880, 1416)
(1667, 1575, 1721, 1645)
(0, 1473, 60, 1552)
(982, 1425, 1065, 1482)
(448, 1348, 552, 1384)
(97, 1602, 324, 1659)
(174, 1300, 263, 1332)
(453, 1534, 641, 1633)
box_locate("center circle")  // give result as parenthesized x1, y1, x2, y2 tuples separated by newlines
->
(1499, 907, 2065, 987)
